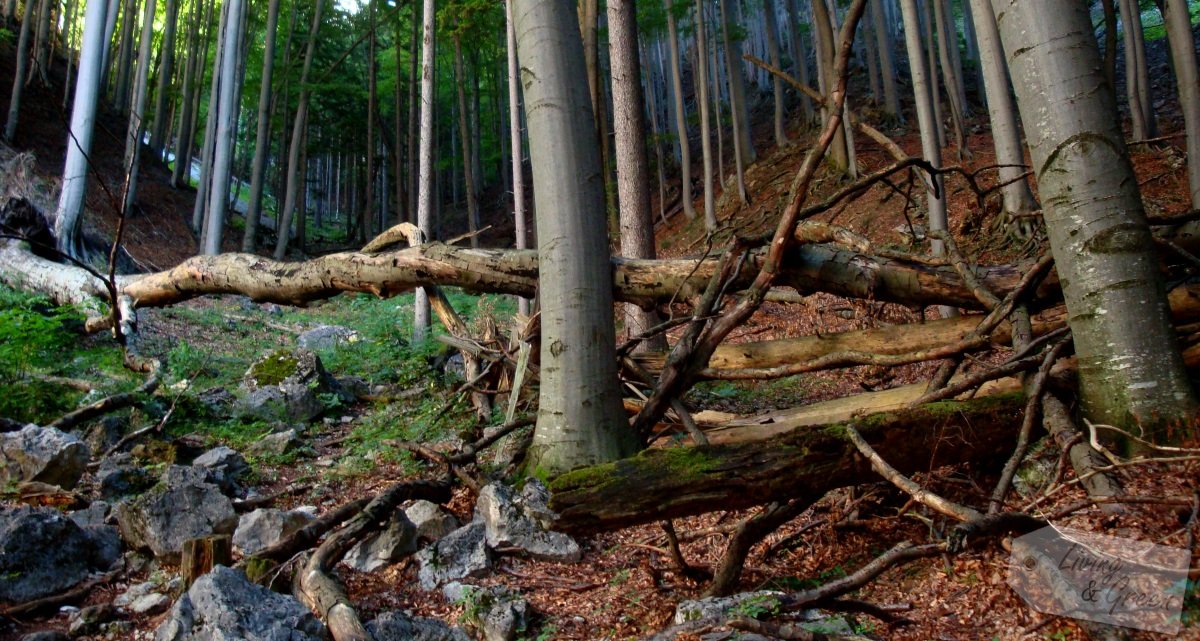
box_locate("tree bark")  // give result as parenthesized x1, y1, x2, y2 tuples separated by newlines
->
(695, 0, 717, 231)
(763, 0, 789, 147)
(993, 0, 1197, 436)
(870, 0, 899, 119)
(1118, 0, 1157, 141)
(898, 0, 946, 257)
(506, 0, 529, 317)
(202, 0, 244, 255)
(242, 0, 282, 252)
(1163, 0, 1200, 210)
(514, 0, 638, 475)
(4, 0, 37, 142)
(121, 0, 158, 216)
(148, 0, 179, 160)
(453, 35, 479, 249)
(413, 0, 435, 341)
(664, 0, 697, 221)
(548, 395, 1025, 533)
(273, 0, 324, 260)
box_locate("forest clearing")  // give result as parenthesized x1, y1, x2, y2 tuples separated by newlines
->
(2, 0, 1200, 640)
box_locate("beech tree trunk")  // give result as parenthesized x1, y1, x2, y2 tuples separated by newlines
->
(763, 0, 789, 147)
(505, 0, 529, 317)
(149, 0, 179, 160)
(121, 0, 157, 216)
(665, 0, 697, 221)
(695, 0, 717, 231)
(202, 0, 244, 255)
(4, 0, 37, 143)
(1118, 0, 1157, 141)
(273, 0, 323, 260)
(1163, 0, 1200, 209)
(898, 0, 947, 256)
(514, 0, 638, 476)
(871, 0, 899, 119)
(413, 0, 435, 340)
(993, 0, 1197, 436)
(453, 35, 479, 249)
(242, 0, 282, 252)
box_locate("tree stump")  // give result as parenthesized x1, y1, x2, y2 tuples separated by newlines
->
(181, 535, 232, 588)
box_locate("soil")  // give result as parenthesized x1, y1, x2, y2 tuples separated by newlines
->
(1, 18, 1199, 641)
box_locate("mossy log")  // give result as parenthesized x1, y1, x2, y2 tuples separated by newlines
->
(548, 394, 1025, 533)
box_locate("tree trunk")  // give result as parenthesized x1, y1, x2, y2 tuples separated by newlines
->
(29, 0, 51, 86)
(871, 0, 900, 119)
(413, 0, 435, 341)
(966, 0, 1036, 220)
(548, 395, 1025, 532)
(363, 0, 377, 245)
(149, 0, 179, 160)
(453, 35, 479, 249)
(718, 0, 756, 169)
(171, 0, 206, 188)
(1163, 0, 1200, 210)
(514, 0, 639, 476)
(202, 0, 244, 255)
(664, 0, 697, 221)
(111, 0, 137, 110)
(695, 0, 717, 231)
(608, 0, 666, 354)
(120, 0, 158, 216)
(763, 0, 789, 147)
(506, 0, 530, 317)
(53, 0, 110, 259)
(785, 0, 815, 123)
(810, 0, 851, 176)
(4, 0, 38, 143)
(192, 0, 229, 233)
(1100, 0, 1118, 90)
(898, 0, 947, 256)
(993, 0, 1197, 436)
(1118, 0, 1157, 141)
(273, 0, 324, 260)
(242, 0, 281, 252)
(932, 0, 969, 160)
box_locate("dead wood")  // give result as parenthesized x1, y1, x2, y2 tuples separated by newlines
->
(46, 360, 162, 432)
(548, 394, 1024, 533)
(706, 498, 814, 597)
(1042, 393, 1126, 515)
(181, 535, 232, 588)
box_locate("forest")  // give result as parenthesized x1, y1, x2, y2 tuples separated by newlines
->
(1, 0, 1200, 639)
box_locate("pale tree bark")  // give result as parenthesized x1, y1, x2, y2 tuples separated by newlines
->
(871, 0, 900, 119)
(273, 0, 324, 260)
(898, 0, 946, 256)
(4, 0, 37, 142)
(695, 0, 717, 231)
(993, 0, 1197, 435)
(1100, 0, 1118, 90)
(54, 0, 111, 259)
(505, 0, 529, 317)
(202, 0, 244, 256)
(810, 0, 852, 176)
(242, 0, 282, 252)
(608, 0, 666, 353)
(29, 0, 51, 86)
(363, 0, 377, 244)
(763, 0, 789, 147)
(785, 0, 815, 123)
(192, 0, 229, 233)
(966, 0, 1036, 221)
(718, 0, 756, 168)
(454, 35, 479, 249)
(1163, 0, 1200, 209)
(414, 0, 435, 341)
(121, 0, 158, 216)
(514, 0, 638, 476)
(112, 0, 137, 110)
(171, 0, 207, 188)
(149, 0, 179, 160)
(1118, 0, 1157, 141)
(932, 0, 969, 160)
(62, 0, 78, 105)
(665, 0, 697, 221)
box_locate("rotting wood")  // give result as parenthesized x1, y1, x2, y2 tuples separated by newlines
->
(181, 535, 232, 588)
(548, 394, 1024, 533)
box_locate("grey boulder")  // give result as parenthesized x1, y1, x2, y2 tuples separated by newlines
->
(342, 511, 418, 573)
(115, 466, 237, 563)
(297, 325, 358, 350)
(415, 522, 493, 590)
(154, 566, 325, 641)
(238, 349, 347, 423)
(443, 583, 529, 641)
(192, 446, 250, 496)
(232, 508, 313, 556)
(0, 506, 121, 604)
(0, 425, 88, 489)
(475, 482, 580, 563)
(367, 611, 470, 641)
(405, 500, 459, 543)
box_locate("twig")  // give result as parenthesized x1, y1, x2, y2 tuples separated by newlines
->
(845, 425, 980, 522)
(778, 541, 944, 610)
(47, 361, 163, 431)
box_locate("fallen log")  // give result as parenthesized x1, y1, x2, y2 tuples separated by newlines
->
(547, 394, 1025, 533)
(0, 236, 1053, 315)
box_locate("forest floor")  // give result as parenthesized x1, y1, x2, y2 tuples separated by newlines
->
(2, 24, 1200, 641)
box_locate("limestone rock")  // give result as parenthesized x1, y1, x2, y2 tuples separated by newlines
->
(475, 482, 580, 563)
(342, 511, 418, 572)
(115, 466, 237, 563)
(154, 566, 325, 641)
(237, 349, 347, 422)
(415, 522, 492, 590)
(443, 583, 529, 641)
(367, 610, 471, 641)
(405, 500, 459, 543)
(0, 425, 88, 489)
(297, 325, 358, 350)
(192, 446, 250, 496)
(0, 506, 121, 604)
(232, 508, 313, 556)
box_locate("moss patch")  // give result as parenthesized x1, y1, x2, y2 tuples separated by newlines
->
(248, 350, 300, 387)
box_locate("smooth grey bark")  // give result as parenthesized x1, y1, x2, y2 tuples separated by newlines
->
(505, 0, 529, 317)
(62, 0, 77, 106)
(785, 0, 815, 123)
(920, 0, 945, 151)
(54, 0, 110, 259)
(112, 0, 136, 110)
(120, 0, 158, 216)
(932, 0, 968, 159)
(149, 0, 179, 160)
(242, 0, 282, 252)
(871, 0, 900, 118)
(695, 0, 716, 231)
(191, 0, 228, 233)
(171, 0, 206, 187)
(29, 0, 50, 85)
(608, 0, 666, 353)
(101, 0, 119, 71)
(273, 0, 323, 260)
(515, 0, 637, 475)
(992, 0, 1197, 434)
(810, 0, 852, 175)
(1100, 0, 1118, 90)
(665, 0, 697, 221)
(363, 0, 377, 243)
(718, 0, 756, 168)
(966, 0, 1036, 220)
(1118, 0, 1157, 140)
(863, 14, 882, 104)
(453, 35, 479, 249)
(4, 0, 37, 142)
(898, 0, 946, 255)
(763, 0, 789, 147)
(413, 0, 435, 340)
(1163, 0, 1200, 209)
(202, 0, 244, 256)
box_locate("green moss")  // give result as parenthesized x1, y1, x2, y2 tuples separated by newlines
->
(548, 460, 618, 493)
(650, 446, 718, 475)
(248, 351, 300, 386)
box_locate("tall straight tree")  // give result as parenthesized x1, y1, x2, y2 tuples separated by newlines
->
(505, 0, 529, 316)
(202, 0, 244, 255)
(992, 0, 1196, 435)
(664, 0, 696, 221)
(148, 0, 179, 159)
(54, 0, 111, 258)
(785, 0, 815, 123)
(1118, 0, 1156, 141)
(121, 0, 158, 215)
(453, 33, 479, 248)
(4, 0, 37, 142)
(273, 0, 324, 260)
(718, 0, 755, 167)
(966, 0, 1036, 225)
(762, 0, 789, 147)
(870, 0, 899, 118)
(413, 0, 436, 340)
(363, 0, 378, 244)
(695, 0, 716, 231)
(1163, 0, 1200, 209)
(898, 0, 946, 256)
(514, 0, 637, 476)
(608, 0, 665, 353)
(242, 0, 283, 251)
